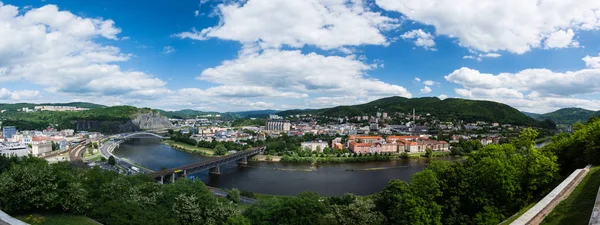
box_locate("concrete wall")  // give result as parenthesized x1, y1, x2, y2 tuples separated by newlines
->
(511, 165, 591, 225)
(0, 210, 28, 225)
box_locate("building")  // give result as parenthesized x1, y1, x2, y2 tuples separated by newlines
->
(266, 120, 291, 131)
(2, 126, 16, 139)
(34, 105, 88, 111)
(348, 142, 399, 154)
(301, 141, 329, 152)
(348, 135, 383, 144)
(0, 142, 28, 157)
(31, 142, 52, 156)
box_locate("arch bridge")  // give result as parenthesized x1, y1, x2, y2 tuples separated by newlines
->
(148, 146, 265, 184)
(114, 132, 165, 141)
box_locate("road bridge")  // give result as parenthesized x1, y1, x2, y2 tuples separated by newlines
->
(148, 147, 265, 184)
(114, 132, 165, 141)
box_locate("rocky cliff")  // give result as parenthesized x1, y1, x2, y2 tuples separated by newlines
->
(75, 111, 173, 133)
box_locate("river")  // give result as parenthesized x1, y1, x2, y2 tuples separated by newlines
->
(114, 138, 454, 196)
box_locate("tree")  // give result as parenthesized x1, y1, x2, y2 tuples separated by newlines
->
(108, 156, 116, 165)
(228, 188, 241, 204)
(375, 180, 442, 225)
(424, 148, 433, 158)
(322, 197, 385, 225)
(214, 144, 228, 156)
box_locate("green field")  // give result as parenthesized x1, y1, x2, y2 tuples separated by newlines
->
(16, 214, 99, 225)
(541, 166, 600, 225)
(163, 140, 215, 156)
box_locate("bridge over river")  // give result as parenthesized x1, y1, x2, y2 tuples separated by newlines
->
(148, 146, 265, 184)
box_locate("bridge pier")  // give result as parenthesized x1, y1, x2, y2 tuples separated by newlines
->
(237, 156, 248, 166)
(209, 166, 220, 175)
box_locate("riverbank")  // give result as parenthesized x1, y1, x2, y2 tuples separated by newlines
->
(163, 140, 215, 156)
(251, 152, 452, 163)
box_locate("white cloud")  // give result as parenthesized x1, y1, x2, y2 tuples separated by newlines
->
(414, 77, 421, 82)
(545, 29, 579, 49)
(583, 54, 600, 69)
(423, 80, 435, 86)
(376, 0, 600, 54)
(400, 29, 436, 50)
(420, 86, 432, 94)
(163, 46, 176, 54)
(437, 94, 448, 100)
(0, 88, 40, 100)
(194, 10, 199, 17)
(0, 3, 169, 99)
(464, 52, 502, 61)
(445, 54, 600, 112)
(199, 49, 412, 98)
(176, 0, 399, 50)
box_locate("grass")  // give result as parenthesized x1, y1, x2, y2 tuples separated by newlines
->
(254, 193, 292, 201)
(499, 202, 537, 225)
(16, 214, 99, 225)
(163, 140, 215, 156)
(541, 166, 600, 225)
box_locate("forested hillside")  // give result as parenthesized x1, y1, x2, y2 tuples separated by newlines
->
(1, 106, 171, 133)
(279, 96, 550, 128)
(528, 108, 600, 125)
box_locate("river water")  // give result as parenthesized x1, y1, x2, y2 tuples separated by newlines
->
(114, 139, 454, 196)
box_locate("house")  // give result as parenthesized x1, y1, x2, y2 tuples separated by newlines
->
(301, 141, 329, 152)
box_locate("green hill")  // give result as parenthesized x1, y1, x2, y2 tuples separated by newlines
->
(0, 102, 105, 111)
(534, 108, 600, 125)
(280, 96, 549, 128)
(1, 106, 158, 133)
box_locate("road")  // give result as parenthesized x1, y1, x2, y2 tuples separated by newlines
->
(209, 187, 258, 205)
(99, 139, 154, 174)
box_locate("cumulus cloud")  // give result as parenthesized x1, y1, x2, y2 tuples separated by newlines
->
(414, 77, 421, 82)
(400, 29, 436, 50)
(0, 3, 169, 99)
(0, 88, 40, 100)
(199, 49, 412, 98)
(437, 94, 448, 100)
(376, 0, 600, 54)
(445, 54, 600, 112)
(545, 29, 579, 49)
(583, 54, 600, 69)
(423, 80, 435, 86)
(175, 0, 399, 50)
(420, 86, 432, 94)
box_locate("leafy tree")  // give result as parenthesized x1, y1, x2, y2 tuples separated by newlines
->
(228, 188, 241, 204)
(322, 197, 385, 225)
(214, 144, 228, 156)
(245, 192, 328, 225)
(424, 148, 433, 158)
(108, 156, 116, 165)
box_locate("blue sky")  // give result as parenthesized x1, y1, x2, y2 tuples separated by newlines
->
(1, 0, 600, 113)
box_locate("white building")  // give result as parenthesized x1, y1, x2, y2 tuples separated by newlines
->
(301, 141, 329, 152)
(31, 142, 52, 156)
(266, 120, 291, 131)
(0, 142, 29, 157)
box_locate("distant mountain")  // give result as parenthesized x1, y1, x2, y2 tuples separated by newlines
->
(230, 110, 280, 118)
(522, 111, 542, 120)
(528, 108, 600, 125)
(0, 102, 105, 111)
(156, 109, 220, 119)
(278, 96, 550, 128)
